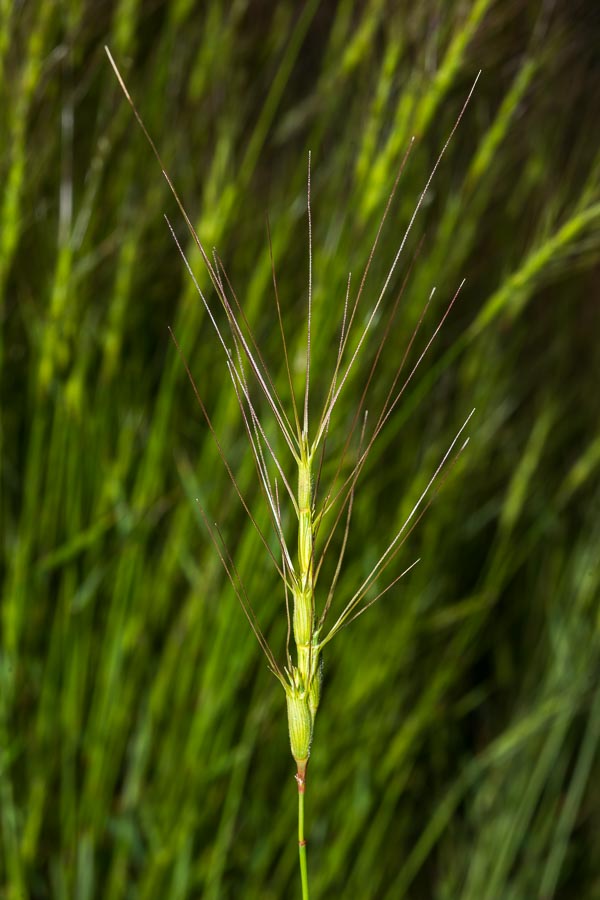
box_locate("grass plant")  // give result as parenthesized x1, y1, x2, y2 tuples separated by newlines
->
(1, 2, 599, 897)
(106, 47, 482, 896)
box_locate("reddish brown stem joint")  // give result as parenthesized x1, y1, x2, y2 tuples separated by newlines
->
(295, 771, 306, 793)
(295, 758, 307, 793)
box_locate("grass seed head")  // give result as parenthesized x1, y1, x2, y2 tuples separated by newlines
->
(105, 46, 477, 786)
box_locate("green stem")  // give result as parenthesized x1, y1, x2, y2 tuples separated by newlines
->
(297, 775, 309, 900)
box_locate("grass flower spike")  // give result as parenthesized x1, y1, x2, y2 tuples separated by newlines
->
(106, 47, 477, 899)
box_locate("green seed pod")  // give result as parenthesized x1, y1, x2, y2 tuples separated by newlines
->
(297, 456, 313, 579)
(286, 690, 312, 765)
(293, 582, 314, 687)
(298, 453, 312, 513)
(293, 585, 313, 647)
(298, 509, 313, 580)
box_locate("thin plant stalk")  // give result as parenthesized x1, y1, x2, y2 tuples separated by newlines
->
(298, 773, 309, 900)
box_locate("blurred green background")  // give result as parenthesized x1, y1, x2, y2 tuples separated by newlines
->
(1, 1, 600, 897)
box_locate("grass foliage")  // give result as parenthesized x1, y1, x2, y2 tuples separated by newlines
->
(1, 1, 599, 897)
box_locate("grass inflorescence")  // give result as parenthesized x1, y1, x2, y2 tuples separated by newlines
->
(106, 47, 481, 893)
